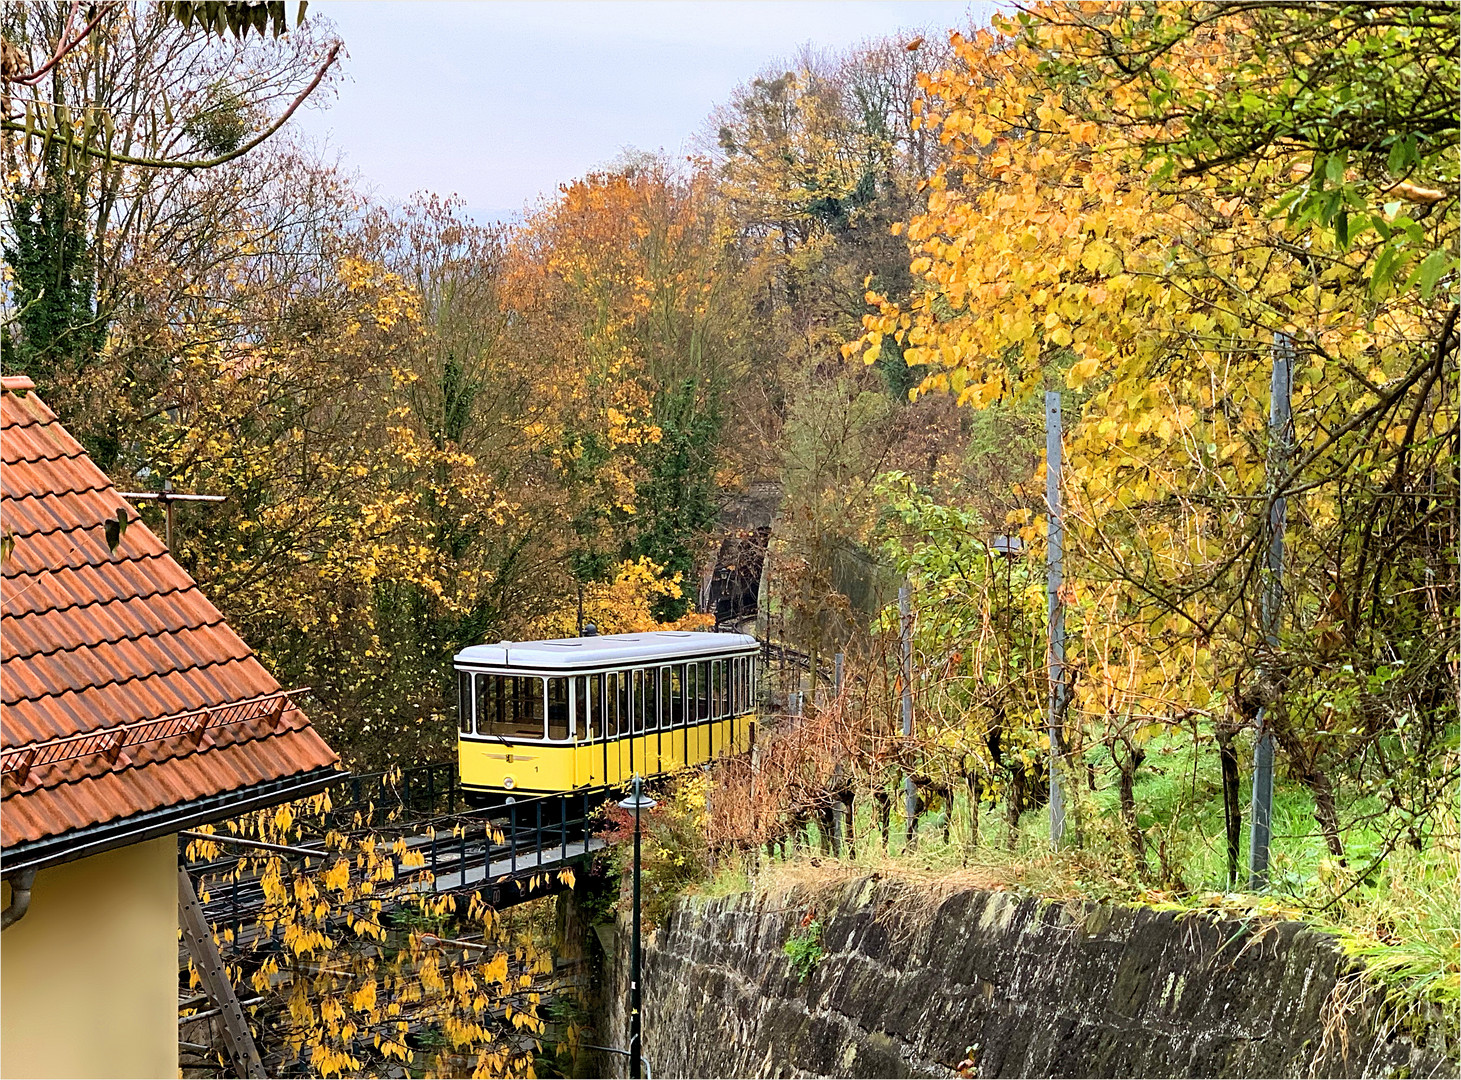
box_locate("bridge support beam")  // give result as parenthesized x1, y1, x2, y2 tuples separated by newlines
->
(554, 874, 591, 968)
(554, 869, 617, 1078)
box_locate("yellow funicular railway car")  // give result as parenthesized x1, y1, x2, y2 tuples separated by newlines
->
(454, 630, 759, 802)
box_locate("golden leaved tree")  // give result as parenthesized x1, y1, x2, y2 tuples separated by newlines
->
(504, 162, 749, 629)
(850, 2, 1456, 876)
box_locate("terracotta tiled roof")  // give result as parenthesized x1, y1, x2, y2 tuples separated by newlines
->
(1, 375, 339, 855)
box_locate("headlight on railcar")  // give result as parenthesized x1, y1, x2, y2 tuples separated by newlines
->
(502, 776, 516, 790)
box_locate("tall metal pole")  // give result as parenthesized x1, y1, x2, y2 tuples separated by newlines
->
(630, 778, 644, 1079)
(899, 586, 917, 848)
(1249, 333, 1293, 889)
(616, 775, 657, 1079)
(1045, 392, 1067, 848)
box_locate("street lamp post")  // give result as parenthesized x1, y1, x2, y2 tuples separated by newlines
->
(618, 776, 657, 1079)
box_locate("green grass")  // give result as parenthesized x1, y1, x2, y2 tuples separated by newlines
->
(698, 860, 754, 899)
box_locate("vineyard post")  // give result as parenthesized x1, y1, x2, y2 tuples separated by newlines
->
(900, 586, 917, 848)
(1249, 332, 1293, 888)
(1045, 391, 1067, 848)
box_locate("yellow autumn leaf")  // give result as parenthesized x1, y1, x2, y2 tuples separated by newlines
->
(1066, 356, 1100, 388)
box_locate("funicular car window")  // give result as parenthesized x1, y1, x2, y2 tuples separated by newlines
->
(475, 674, 546, 739)
(474, 673, 498, 735)
(667, 665, 684, 726)
(547, 677, 570, 741)
(588, 673, 605, 739)
(574, 677, 592, 741)
(605, 672, 620, 737)
(514, 676, 547, 739)
(459, 671, 473, 733)
(645, 668, 661, 730)
(618, 670, 633, 736)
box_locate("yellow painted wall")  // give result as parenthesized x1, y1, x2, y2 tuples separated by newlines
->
(1, 835, 179, 1079)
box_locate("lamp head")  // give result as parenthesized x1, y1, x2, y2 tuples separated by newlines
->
(618, 774, 658, 811)
(990, 534, 1024, 560)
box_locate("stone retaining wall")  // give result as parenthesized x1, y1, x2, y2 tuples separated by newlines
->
(626, 875, 1452, 1079)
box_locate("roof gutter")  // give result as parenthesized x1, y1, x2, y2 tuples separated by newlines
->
(1, 767, 344, 877)
(1, 868, 36, 931)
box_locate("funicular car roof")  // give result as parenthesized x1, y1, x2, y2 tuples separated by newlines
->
(455, 631, 757, 672)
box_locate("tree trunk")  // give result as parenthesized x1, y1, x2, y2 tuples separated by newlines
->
(1007, 766, 1026, 850)
(1113, 741, 1146, 867)
(1270, 714, 1347, 862)
(816, 805, 835, 856)
(1307, 767, 1346, 860)
(1216, 722, 1242, 887)
(874, 789, 892, 851)
(935, 783, 954, 845)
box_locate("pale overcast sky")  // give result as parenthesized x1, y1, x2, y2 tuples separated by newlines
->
(296, 1, 996, 221)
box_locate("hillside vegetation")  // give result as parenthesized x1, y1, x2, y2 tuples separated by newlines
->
(3, 1, 1456, 1066)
